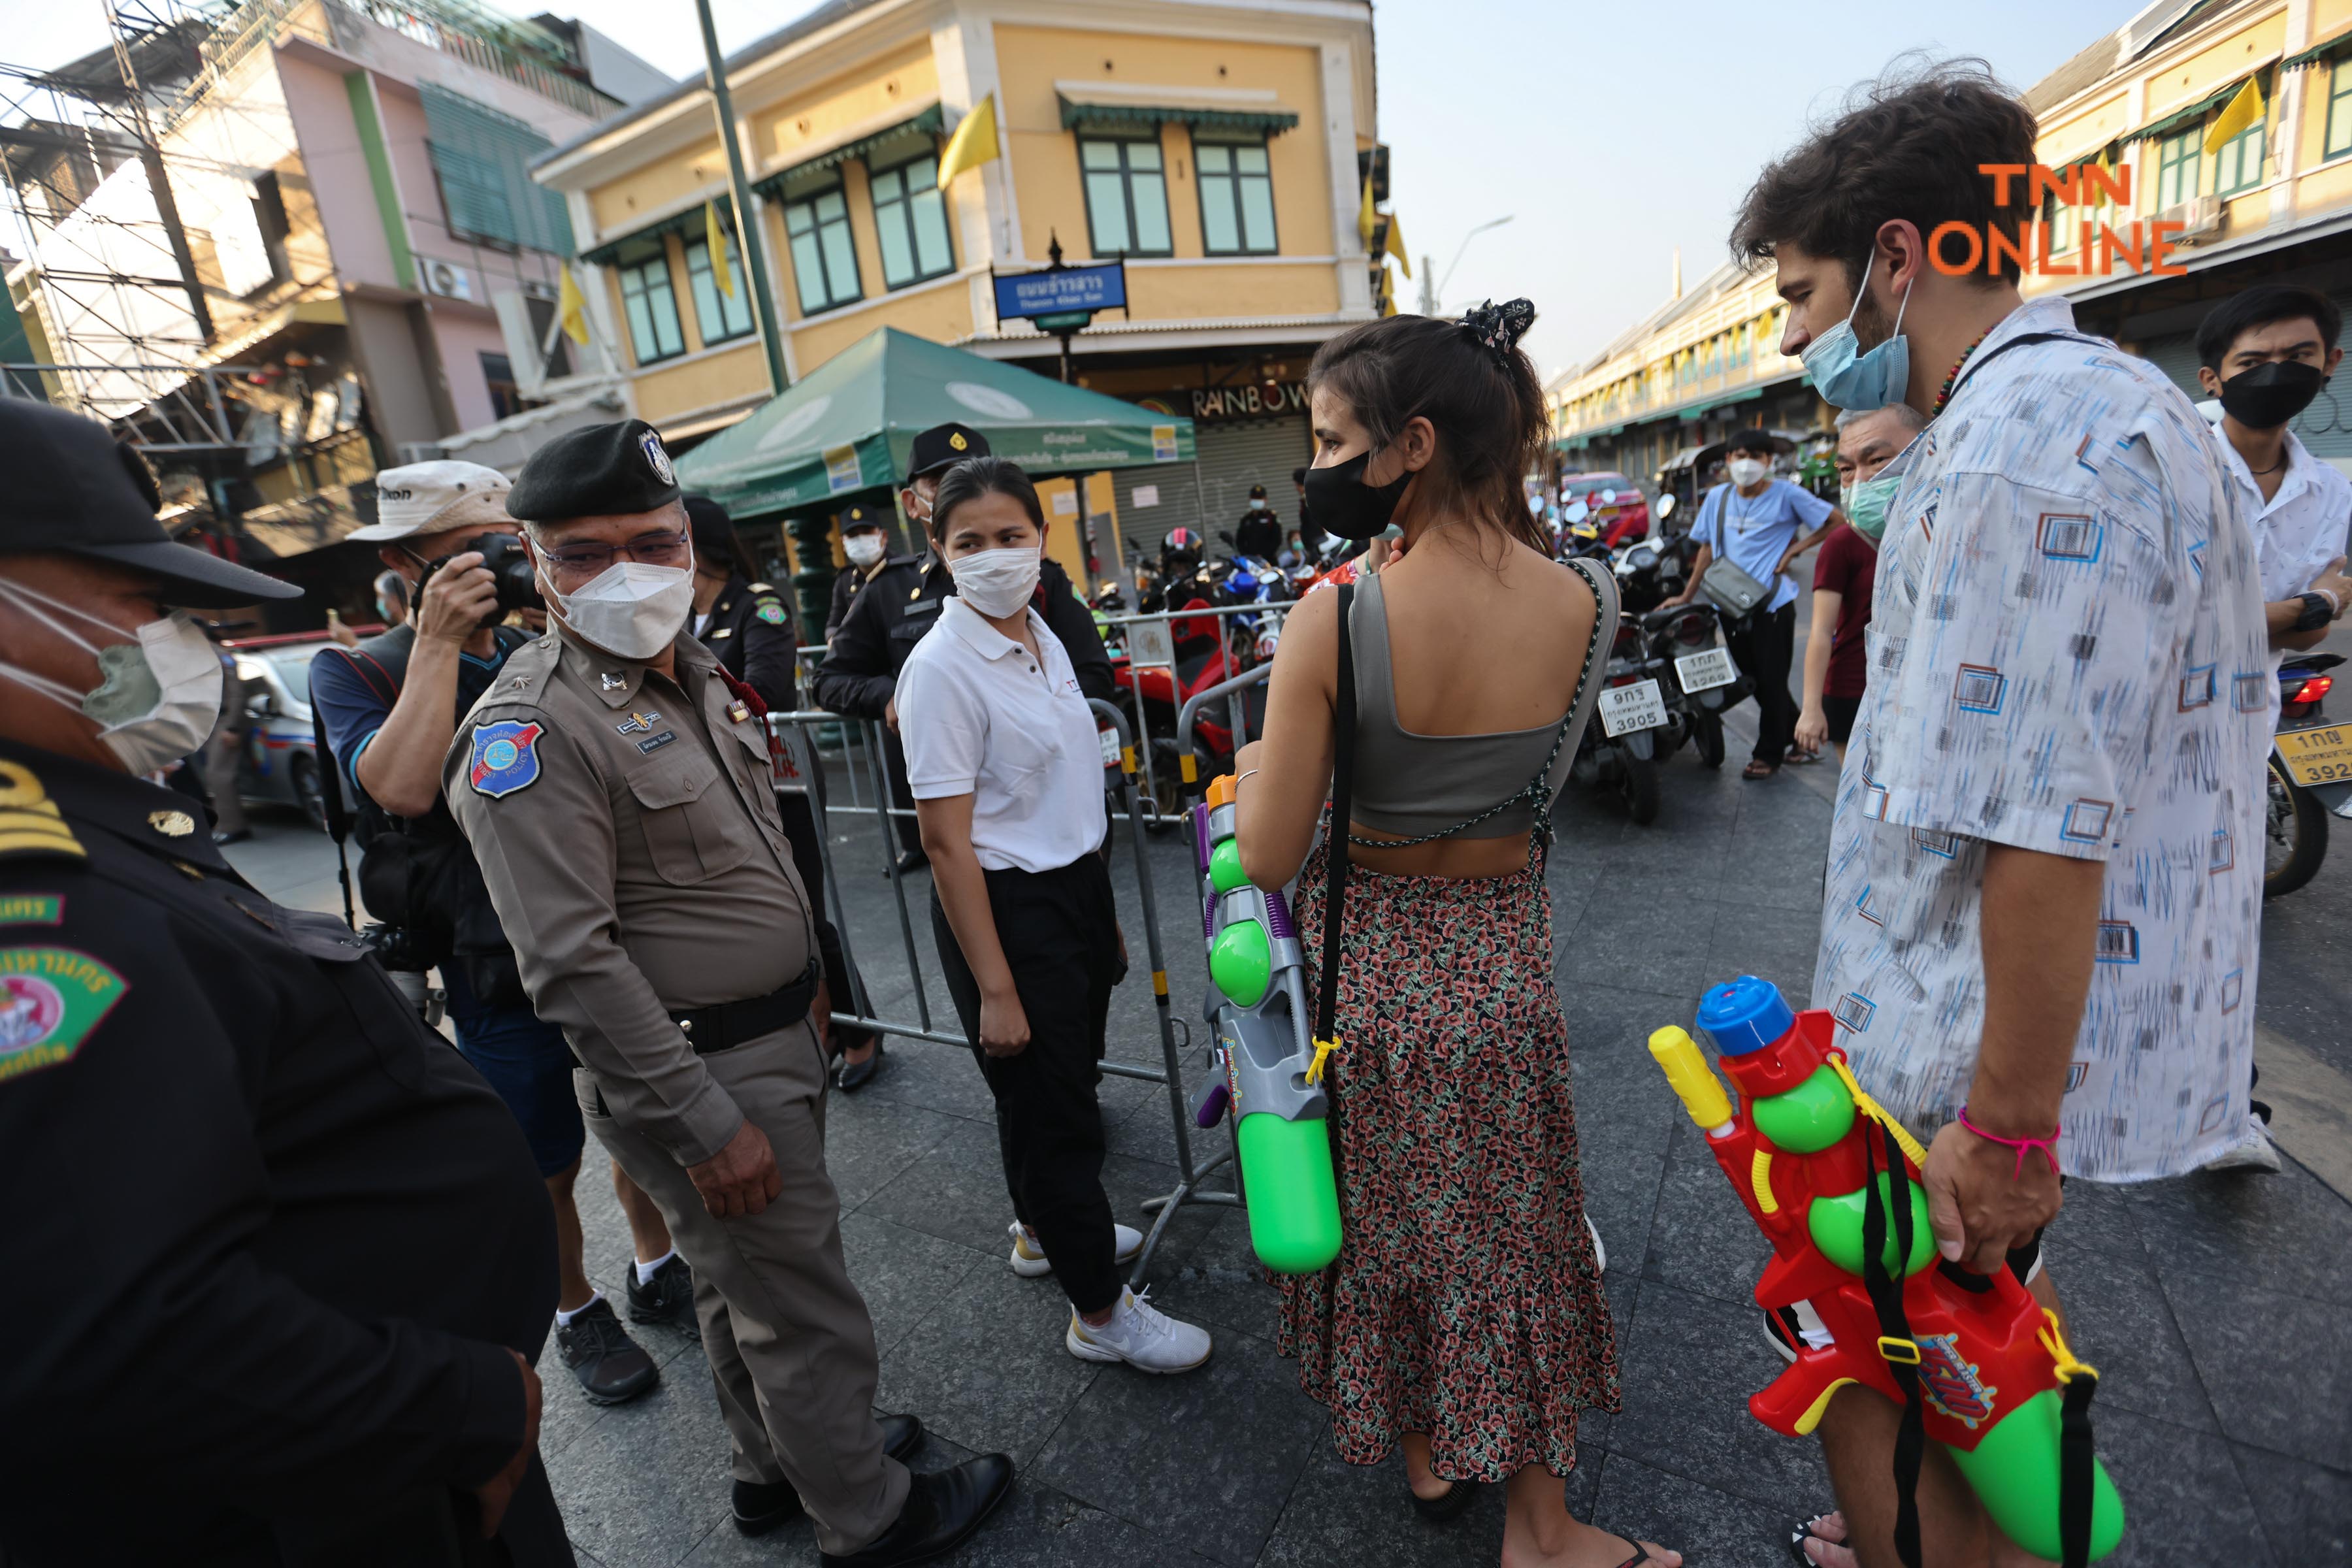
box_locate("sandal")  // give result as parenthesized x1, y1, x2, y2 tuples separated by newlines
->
(1742, 760, 1780, 780)
(1785, 744, 1821, 765)
(1409, 1479, 1478, 1522)
(1608, 1540, 1661, 1568)
(1786, 1512, 1850, 1566)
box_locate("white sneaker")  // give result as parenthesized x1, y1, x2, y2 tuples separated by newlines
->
(2205, 1112, 2282, 1173)
(1586, 1214, 1607, 1275)
(1065, 1286, 1213, 1373)
(1008, 1220, 1142, 1278)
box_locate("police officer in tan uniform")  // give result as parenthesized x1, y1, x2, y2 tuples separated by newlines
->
(445, 421, 1012, 1567)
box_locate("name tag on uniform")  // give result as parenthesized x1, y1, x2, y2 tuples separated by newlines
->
(637, 731, 677, 755)
(709, 627, 734, 640)
(904, 598, 942, 619)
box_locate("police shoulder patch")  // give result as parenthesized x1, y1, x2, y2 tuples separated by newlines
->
(0, 946, 125, 1083)
(756, 599, 787, 625)
(468, 719, 546, 798)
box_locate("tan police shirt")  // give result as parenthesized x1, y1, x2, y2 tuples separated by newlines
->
(444, 625, 816, 1167)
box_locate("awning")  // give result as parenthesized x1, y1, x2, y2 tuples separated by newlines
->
(2282, 28, 2352, 72)
(752, 105, 945, 201)
(674, 325, 1197, 517)
(1056, 88, 1298, 136)
(581, 195, 734, 269)
(2129, 78, 2244, 144)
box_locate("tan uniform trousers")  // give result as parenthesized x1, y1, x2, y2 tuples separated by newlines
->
(578, 1019, 908, 1556)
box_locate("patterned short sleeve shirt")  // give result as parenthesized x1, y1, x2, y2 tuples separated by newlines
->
(1810, 297, 2273, 1182)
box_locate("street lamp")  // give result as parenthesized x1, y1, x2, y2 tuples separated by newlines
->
(1421, 214, 1514, 316)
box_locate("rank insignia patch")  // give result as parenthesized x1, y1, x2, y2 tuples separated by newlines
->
(616, 710, 661, 735)
(0, 947, 126, 1083)
(468, 720, 545, 798)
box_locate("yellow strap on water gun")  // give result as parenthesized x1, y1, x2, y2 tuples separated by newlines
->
(2037, 1307, 2100, 1386)
(1827, 1053, 1929, 1169)
(1306, 1035, 1341, 1086)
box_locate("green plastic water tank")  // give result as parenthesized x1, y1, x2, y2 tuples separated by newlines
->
(1239, 1113, 1342, 1273)
(1210, 919, 1271, 1007)
(1209, 838, 1249, 894)
(1945, 1389, 2126, 1561)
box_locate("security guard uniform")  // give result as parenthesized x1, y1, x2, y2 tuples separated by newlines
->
(1232, 502, 1282, 561)
(826, 547, 911, 648)
(446, 423, 911, 1558)
(696, 571, 799, 706)
(0, 740, 567, 1567)
(811, 552, 1113, 717)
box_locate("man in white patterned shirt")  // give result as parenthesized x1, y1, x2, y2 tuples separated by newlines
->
(1731, 63, 2270, 1568)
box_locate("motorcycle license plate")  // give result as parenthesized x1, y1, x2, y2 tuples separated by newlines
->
(2277, 724, 2352, 787)
(1599, 679, 1668, 736)
(1098, 726, 1121, 768)
(1674, 647, 1737, 693)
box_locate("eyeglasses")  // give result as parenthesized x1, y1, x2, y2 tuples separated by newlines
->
(540, 529, 691, 574)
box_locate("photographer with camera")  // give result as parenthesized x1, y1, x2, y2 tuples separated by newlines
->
(311, 461, 683, 1408)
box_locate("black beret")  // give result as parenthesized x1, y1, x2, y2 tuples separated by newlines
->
(905, 422, 989, 482)
(509, 419, 682, 523)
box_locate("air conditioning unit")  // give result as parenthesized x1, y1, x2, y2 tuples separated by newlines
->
(2161, 195, 2223, 246)
(398, 441, 447, 464)
(419, 257, 476, 301)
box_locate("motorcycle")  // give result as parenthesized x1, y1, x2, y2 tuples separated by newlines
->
(1114, 549, 1288, 809)
(1573, 615, 1669, 823)
(1633, 600, 1751, 770)
(2265, 652, 2349, 898)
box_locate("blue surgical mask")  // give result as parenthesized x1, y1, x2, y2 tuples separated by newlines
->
(1838, 472, 1901, 544)
(1802, 270, 1912, 412)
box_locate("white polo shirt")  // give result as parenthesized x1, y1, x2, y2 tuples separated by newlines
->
(2212, 426, 2352, 661)
(897, 594, 1107, 873)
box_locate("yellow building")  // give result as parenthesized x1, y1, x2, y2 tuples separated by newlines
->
(1550, 0, 2352, 483)
(506, 0, 1388, 570)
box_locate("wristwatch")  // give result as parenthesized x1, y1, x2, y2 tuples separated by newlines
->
(2293, 591, 2335, 633)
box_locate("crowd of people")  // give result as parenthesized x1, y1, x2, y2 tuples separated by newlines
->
(0, 54, 2342, 1568)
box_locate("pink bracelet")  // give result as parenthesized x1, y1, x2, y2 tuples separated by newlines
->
(1956, 1107, 2061, 1180)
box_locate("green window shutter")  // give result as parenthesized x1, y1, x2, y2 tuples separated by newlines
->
(419, 83, 574, 255)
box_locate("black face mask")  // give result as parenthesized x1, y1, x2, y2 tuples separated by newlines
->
(1301, 449, 1412, 542)
(2217, 360, 2325, 431)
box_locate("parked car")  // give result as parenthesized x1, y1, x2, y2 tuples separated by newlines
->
(222, 630, 364, 830)
(1558, 471, 1651, 547)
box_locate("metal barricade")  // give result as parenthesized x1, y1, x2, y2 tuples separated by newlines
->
(1092, 600, 1290, 825)
(763, 698, 1239, 1284)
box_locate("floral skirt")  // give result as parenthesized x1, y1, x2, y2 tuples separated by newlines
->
(1275, 843, 1620, 1480)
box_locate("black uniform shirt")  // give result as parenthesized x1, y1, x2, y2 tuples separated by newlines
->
(825, 553, 898, 647)
(694, 572, 798, 711)
(1233, 508, 1282, 561)
(810, 553, 1112, 721)
(0, 739, 557, 1565)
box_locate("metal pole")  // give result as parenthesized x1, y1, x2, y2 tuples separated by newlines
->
(104, 0, 214, 346)
(693, 0, 788, 398)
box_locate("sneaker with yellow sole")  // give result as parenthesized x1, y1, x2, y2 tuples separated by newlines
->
(1065, 1286, 1212, 1373)
(1008, 1219, 1142, 1278)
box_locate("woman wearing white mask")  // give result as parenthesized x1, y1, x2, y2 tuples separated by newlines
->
(898, 457, 1214, 1375)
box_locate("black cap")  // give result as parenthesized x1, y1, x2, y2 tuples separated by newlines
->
(0, 399, 299, 606)
(1248, 483, 1267, 500)
(841, 503, 883, 533)
(509, 419, 682, 523)
(905, 423, 988, 483)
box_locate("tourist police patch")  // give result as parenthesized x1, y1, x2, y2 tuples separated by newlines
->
(0, 947, 127, 1084)
(468, 719, 545, 798)
(757, 599, 787, 625)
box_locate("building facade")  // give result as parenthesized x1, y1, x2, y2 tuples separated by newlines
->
(1548, 0, 2352, 488)
(510, 0, 1386, 571)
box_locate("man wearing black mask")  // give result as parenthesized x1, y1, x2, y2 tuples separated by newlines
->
(2195, 285, 2352, 665)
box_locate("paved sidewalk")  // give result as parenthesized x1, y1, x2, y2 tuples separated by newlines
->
(228, 715, 2352, 1567)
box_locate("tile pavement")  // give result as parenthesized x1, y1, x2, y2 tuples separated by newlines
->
(222, 706, 2351, 1565)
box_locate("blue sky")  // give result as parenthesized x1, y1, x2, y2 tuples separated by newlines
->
(16, 0, 2141, 375)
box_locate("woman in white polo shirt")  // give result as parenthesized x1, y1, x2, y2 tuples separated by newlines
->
(897, 456, 1212, 1375)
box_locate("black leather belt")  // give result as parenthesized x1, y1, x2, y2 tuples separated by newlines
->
(668, 957, 822, 1053)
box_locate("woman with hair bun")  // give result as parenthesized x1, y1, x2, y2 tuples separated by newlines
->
(1235, 303, 1678, 1567)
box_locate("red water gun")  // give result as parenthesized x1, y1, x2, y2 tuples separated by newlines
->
(1648, 975, 2124, 1565)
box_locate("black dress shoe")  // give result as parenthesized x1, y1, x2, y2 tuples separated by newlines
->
(554, 1297, 659, 1405)
(624, 1253, 694, 1327)
(894, 848, 928, 875)
(836, 1041, 887, 1093)
(819, 1453, 1013, 1568)
(732, 1414, 927, 1536)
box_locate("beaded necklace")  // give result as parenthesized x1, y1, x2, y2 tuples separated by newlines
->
(1931, 327, 1995, 417)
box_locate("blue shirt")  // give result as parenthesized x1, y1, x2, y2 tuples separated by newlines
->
(310, 632, 520, 809)
(1690, 477, 1833, 613)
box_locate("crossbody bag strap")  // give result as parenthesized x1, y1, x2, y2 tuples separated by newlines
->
(1316, 582, 1357, 1048)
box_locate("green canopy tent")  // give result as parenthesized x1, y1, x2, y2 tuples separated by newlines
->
(674, 326, 1196, 515)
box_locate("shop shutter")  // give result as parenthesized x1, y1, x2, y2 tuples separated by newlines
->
(2134, 331, 2202, 400)
(2291, 285, 2352, 463)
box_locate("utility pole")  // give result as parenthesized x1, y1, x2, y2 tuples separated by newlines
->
(104, 0, 213, 346)
(694, 0, 787, 397)
(1418, 255, 1435, 317)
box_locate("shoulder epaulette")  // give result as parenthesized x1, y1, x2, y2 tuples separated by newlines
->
(0, 760, 84, 862)
(749, 581, 776, 594)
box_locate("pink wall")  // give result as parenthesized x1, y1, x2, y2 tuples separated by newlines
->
(425, 306, 511, 433)
(278, 53, 396, 289)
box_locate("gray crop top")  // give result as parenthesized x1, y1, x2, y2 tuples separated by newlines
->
(1345, 559, 1619, 840)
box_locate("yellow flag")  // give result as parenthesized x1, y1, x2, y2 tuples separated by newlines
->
(1383, 209, 1410, 279)
(938, 93, 999, 186)
(1356, 175, 1376, 250)
(557, 264, 590, 346)
(2202, 75, 2264, 156)
(704, 201, 735, 298)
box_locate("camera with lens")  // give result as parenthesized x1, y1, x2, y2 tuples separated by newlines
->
(360, 921, 446, 1028)
(414, 532, 544, 623)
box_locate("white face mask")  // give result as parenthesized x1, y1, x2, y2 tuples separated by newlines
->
(537, 555, 696, 661)
(843, 533, 887, 568)
(1728, 457, 1769, 487)
(949, 546, 1041, 619)
(0, 578, 224, 776)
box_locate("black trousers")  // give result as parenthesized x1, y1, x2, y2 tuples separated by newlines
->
(1725, 602, 1798, 766)
(777, 783, 876, 1055)
(929, 855, 1121, 1315)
